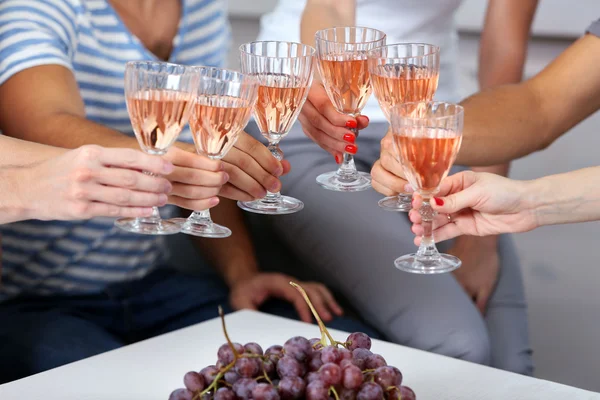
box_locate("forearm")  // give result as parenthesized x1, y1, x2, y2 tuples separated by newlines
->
(0, 167, 37, 224)
(0, 136, 66, 166)
(192, 199, 259, 286)
(300, 0, 355, 46)
(527, 167, 600, 227)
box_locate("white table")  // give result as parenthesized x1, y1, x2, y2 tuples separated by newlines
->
(0, 310, 598, 400)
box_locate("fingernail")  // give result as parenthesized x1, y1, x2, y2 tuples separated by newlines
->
(434, 197, 444, 206)
(275, 166, 284, 177)
(343, 133, 355, 144)
(163, 182, 173, 193)
(345, 120, 357, 129)
(158, 194, 168, 205)
(210, 197, 220, 206)
(219, 162, 225, 171)
(404, 184, 414, 193)
(363, 115, 370, 123)
(162, 162, 174, 174)
(222, 173, 230, 184)
(335, 154, 342, 164)
(270, 181, 281, 192)
(345, 144, 357, 155)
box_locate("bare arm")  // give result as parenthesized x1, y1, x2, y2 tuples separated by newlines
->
(0, 135, 66, 166)
(300, 0, 355, 47)
(457, 33, 600, 166)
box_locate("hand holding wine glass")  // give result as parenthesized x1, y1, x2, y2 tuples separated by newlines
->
(390, 101, 464, 274)
(408, 171, 539, 243)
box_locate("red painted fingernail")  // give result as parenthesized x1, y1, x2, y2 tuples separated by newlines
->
(345, 120, 357, 129)
(345, 144, 357, 155)
(343, 133, 355, 144)
(363, 115, 370, 123)
(434, 197, 444, 206)
(335, 154, 342, 164)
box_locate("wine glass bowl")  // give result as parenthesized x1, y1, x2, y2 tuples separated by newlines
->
(173, 66, 259, 238)
(390, 101, 463, 274)
(368, 43, 440, 211)
(314, 26, 386, 192)
(115, 61, 198, 235)
(237, 41, 315, 215)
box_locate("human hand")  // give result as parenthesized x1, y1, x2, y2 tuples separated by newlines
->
(24, 145, 174, 220)
(409, 171, 537, 243)
(229, 272, 343, 323)
(371, 129, 410, 195)
(298, 84, 369, 162)
(447, 236, 500, 314)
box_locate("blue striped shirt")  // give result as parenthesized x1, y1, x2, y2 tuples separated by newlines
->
(0, 0, 231, 301)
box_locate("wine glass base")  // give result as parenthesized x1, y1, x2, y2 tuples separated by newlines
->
(316, 171, 371, 192)
(378, 195, 412, 212)
(169, 218, 232, 238)
(237, 196, 304, 215)
(114, 218, 181, 235)
(394, 253, 461, 274)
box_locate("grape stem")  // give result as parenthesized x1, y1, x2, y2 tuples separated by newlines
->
(329, 386, 340, 400)
(219, 306, 241, 359)
(289, 282, 336, 346)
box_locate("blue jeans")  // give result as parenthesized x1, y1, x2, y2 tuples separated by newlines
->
(0, 268, 379, 384)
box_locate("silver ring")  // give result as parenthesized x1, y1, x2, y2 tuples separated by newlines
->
(447, 214, 452, 222)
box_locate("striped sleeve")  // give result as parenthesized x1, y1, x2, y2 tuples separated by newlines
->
(0, 0, 80, 85)
(587, 18, 600, 37)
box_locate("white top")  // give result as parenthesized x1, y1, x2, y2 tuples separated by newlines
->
(258, 0, 464, 125)
(1, 310, 597, 399)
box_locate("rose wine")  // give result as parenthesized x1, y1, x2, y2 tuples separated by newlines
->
(127, 89, 193, 154)
(371, 65, 439, 119)
(189, 95, 253, 159)
(318, 55, 371, 115)
(253, 74, 310, 142)
(395, 129, 462, 196)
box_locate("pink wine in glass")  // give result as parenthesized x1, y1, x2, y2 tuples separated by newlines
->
(395, 129, 462, 196)
(254, 75, 310, 143)
(319, 56, 371, 115)
(127, 89, 193, 155)
(190, 95, 253, 159)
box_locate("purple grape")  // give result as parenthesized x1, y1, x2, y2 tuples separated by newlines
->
(200, 365, 219, 386)
(340, 359, 355, 370)
(339, 388, 357, 400)
(308, 352, 323, 372)
(183, 371, 205, 392)
(399, 386, 416, 400)
(278, 376, 306, 400)
(214, 387, 236, 400)
(352, 349, 372, 370)
(305, 380, 329, 400)
(339, 348, 352, 360)
(244, 342, 264, 355)
(342, 364, 363, 390)
(309, 338, 324, 350)
(235, 357, 261, 378)
(321, 346, 341, 363)
(376, 366, 402, 388)
(365, 354, 387, 370)
(252, 383, 280, 400)
(284, 337, 312, 362)
(169, 388, 193, 400)
(263, 359, 276, 376)
(201, 393, 213, 400)
(217, 343, 244, 365)
(285, 336, 312, 353)
(319, 362, 342, 386)
(224, 370, 240, 384)
(386, 387, 401, 400)
(233, 378, 258, 399)
(265, 345, 284, 363)
(357, 382, 384, 400)
(306, 371, 320, 383)
(276, 355, 304, 378)
(346, 333, 372, 351)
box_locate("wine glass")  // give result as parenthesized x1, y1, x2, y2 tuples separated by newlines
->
(171, 67, 259, 238)
(368, 43, 440, 211)
(314, 26, 386, 192)
(237, 41, 315, 215)
(390, 101, 463, 274)
(115, 61, 198, 235)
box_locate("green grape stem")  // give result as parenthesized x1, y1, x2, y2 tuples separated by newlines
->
(329, 386, 340, 400)
(219, 306, 241, 359)
(289, 282, 336, 346)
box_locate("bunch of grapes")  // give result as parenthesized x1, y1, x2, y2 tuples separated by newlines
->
(168, 283, 416, 400)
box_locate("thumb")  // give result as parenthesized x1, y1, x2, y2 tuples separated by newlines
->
(431, 186, 478, 215)
(476, 288, 491, 314)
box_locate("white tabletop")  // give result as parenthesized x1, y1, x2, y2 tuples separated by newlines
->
(0, 310, 598, 400)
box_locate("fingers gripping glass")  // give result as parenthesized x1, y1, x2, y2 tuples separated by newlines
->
(115, 61, 198, 235)
(390, 102, 463, 274)
(314, 27, 386, 192)
(170, 67, 259, 238)
(237, 41, 315, 215)
(368, 43, 440, 211)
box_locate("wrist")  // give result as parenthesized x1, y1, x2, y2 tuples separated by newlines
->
(519, 178, 546, 229)
(0, 167, 35, 222)
(224, 266, 259, 287)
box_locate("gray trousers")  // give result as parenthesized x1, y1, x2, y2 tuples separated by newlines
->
(245, 122, 533, 375)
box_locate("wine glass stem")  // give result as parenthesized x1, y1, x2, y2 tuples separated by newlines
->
(185, 209, 213, 227)
(138, 169, 164, 226)
(416, 199, 441, 259)
(336, 126, 359, 181)
(265, 141, 283, 204)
